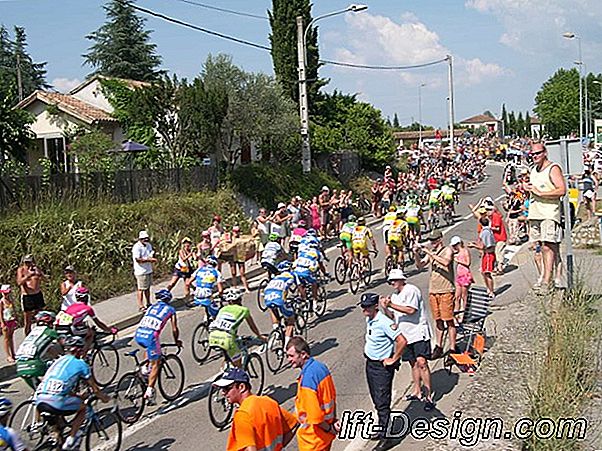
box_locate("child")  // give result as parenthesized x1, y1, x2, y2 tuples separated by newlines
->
(0, 285, 18, 363)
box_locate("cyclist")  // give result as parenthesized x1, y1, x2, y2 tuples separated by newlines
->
(427, 186, 443, 230)
(35, 336, 110, 451)
(289, 220, 308, 261)
(338, 214, 357, 267)
(351, 217, 378, 268)
(382, 206, 398, 258)
(387, 211, 409, 268)
(405, 199, 422, 242)
(441, 181, 456, 215)
(208, 288, 266, 368)
(16, 311, 61, 391)
(261, 233, 286, 277)
(293, 237, 324, 307)
(54, 287, 117, 354)
(189, 255, 224, 318)
(134, 289, 182, 405)
(0, 398, 28, 451)
(264, 261, 297, 346)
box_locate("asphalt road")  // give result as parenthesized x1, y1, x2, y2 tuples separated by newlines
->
(3, 164, 510, 451)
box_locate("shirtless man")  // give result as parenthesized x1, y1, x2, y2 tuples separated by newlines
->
(16, 254, 46, 335)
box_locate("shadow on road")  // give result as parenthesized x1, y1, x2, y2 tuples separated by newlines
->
(315, 305, 355, 324)
(126, 438, 176, 450)
(310, 337, 339, 358)
(263, 381, 297, 404)
(494, 283, 511, 297)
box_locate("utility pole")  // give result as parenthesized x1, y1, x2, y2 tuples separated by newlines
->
(584, 63, 589, 138)
(16, 53, 23, 102)
(447, 55, 455, 153)
(297, 16, 311, 173)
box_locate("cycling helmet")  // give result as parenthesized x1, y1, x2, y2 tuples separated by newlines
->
(348, 214, 357, 222)
(268, 233, 279, 242)
(388, 205, 396, 212)
(307, 228, 317, 236)
(223, 288, 243, 304)
(277, 261, 292, 272)
(357, 217, 366, 225)
(64, 335, 85, 350)
(396, 211, 405, 219)
(206, 255, 218, 266)
(35, 310, 56, 326)
(298, 220, 307, 228)
(155, 289, 173, 303)
(0, 398, 12, 417)
(74, 286, 90, 304)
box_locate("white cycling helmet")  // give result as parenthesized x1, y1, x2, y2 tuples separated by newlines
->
(223, 288, 244, 304)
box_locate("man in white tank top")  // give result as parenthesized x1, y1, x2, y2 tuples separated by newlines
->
(526, 142, 566, 289)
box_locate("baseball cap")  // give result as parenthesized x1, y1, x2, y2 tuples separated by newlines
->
(277, 202, 286, 209)
(22, 254, 34, 263)
(387, 269, 407, 282)
(485, 204, 495, 210)
(232, 225, 241, 231)
(202, 230, 210, 237)
(483, 196, 494, 204)
(212, 368, 250, 387)
(359, 292, 379, 308)
(450, 236, 462, 246)
(321, 186, 330, 192)
(0, 285, 10, 294)
(138, 230, 149, 240)
(181, 236, 192, 243)
(64, 265, 75, 273)
(428, 230, 443, 241)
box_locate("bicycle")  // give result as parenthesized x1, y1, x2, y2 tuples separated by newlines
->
(208, 336, 265, 429)
(256, 262, 280, 312)
(190, 294, 225, 364)
(333, 244, 350, 285)
(348, 250, 377, 294)
(12, 391, 122, 451)
(298, 273, 328, 318)
(265, 297, 308, 374)
(84, 331, 119, 389)
(115, 344, 185, 424)
(384, 245, 403, 277)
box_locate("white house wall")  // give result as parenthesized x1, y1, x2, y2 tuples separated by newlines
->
(27, 101, 80, 138)
(71, 79, 114, 113)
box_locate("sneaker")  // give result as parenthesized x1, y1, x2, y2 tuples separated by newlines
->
(431, 345, 443, 360)
(424, 398, 436, 412)
(62, 431, 82, 450)
(144, 387, 157, 406)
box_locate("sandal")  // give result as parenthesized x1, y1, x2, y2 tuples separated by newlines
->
(404, 394, 421, 401)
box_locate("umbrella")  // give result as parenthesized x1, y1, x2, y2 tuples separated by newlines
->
(121, 140, 149, 152)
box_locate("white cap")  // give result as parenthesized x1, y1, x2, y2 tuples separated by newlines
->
(138, 230, 150, 240)
(321, 186, 330, 191)
(387, 268, 407, 281)
(483, 196, 494, 204)
(0, 285, 10, 294)
(450, 235, 462, 246)
(277, 202, 286, 209)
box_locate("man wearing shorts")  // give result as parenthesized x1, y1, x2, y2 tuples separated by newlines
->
(16, 254, 46, 335)
(415, 230, 457, 359)
(469, 217, 497, 298)
(132, 230, 157, 311)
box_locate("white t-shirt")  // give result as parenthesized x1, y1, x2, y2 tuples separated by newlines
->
(390, 283, 431, 344)
(132, 241, 154, 275)
(61, 280, 83, 311)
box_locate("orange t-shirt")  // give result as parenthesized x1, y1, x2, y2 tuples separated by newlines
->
(227, 394, 297, 451)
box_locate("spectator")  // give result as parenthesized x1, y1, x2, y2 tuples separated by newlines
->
(581, 169, 598, 221)
(229, 225, 251, 292)
(255, 208, 271, 253)
(132, 230, 157, 311)
(310, 197, 321, 232)
(0, 286, 17, 363)
(166, 237, 194, 297)
(213, 367, 298, 451)
(469, 217, 496, 298)
(196, 231, 213, 266)
(318, 186, 331, 238)
(415, 230, 457, 359)
(450, 236, 473, 317)
(381, 270, 435, 411)
(16, 254, 46, 335)
(288, 197, 302, 229)
(371, 179, 383, 217)
(271, 203, 291, 245)
(526, 143, 566, 290)
(60, 265, 82, 311)
(487, 203, 508, 274)
(208, 215, 224, 252)
(286, 336, 339, 451)
(360, 292, 406, 449)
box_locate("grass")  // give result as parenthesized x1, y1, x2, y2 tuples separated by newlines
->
(524, 279, 601, 450)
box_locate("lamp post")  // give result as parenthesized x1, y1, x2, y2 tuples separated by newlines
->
(297, 4, 368, 173)
(563, 32, 583, 140)
(418, 83, 426, 145)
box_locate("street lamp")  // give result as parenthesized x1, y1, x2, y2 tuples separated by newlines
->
(418, 83, 426, 145)
(297, 4, 368, 173)
(563, 32, 583, 140)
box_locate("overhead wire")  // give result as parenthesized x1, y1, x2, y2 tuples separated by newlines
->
(169, 0, 268, 21)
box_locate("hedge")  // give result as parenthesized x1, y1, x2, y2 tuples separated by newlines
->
(0, 189, 246, 312)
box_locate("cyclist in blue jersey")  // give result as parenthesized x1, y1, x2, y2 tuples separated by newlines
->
(261, 233, 286, 276)
(293, 240, 323, 307)
(0, 398, 27, 451)
(189, 256, 224, 318)
(35, 336, 110, 451)
(134, 289, 182, 405)
(264, 261, 297, 345)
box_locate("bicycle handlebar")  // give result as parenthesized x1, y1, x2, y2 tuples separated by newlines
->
(162, 343, 183, 355)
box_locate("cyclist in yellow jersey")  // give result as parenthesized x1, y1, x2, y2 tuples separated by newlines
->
(352, 217, 377, 261)
(387, 212, 408, 267)
(441, 181, 456, 214)
(382, 206, 397, 257)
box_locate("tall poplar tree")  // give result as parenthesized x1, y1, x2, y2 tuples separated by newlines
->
(84, 0, 162, 81)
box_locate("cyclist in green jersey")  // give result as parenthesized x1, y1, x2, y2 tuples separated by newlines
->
(15, 311, 61, 390)
(338, 215, 358, 266)
(208, 289, 266, 367)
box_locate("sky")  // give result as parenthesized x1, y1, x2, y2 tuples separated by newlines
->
(1, 0, 602, 128)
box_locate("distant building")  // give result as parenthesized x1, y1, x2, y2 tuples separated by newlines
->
(530, 116, 543, 139)
(459, 113, 502, 135)
(392, 129, 467, 149)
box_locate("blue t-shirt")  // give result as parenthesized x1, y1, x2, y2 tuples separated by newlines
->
(294, 249, 319, 274)
(364, 312, 403, 361)
(264, 271, 297, 304)
(135, 301, 175, 341)
(36, 354, 91, 398)
(193, 266, 222, 299)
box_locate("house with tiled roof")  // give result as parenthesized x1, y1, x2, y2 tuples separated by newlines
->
(17, 76, 145, 174)
(459, 112, 502, 135)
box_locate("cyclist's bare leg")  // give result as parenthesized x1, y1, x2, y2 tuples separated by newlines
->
(68, 402, 87, 439)
(148, 360, 160, 389)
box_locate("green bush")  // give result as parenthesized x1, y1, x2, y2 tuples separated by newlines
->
(230, 163, 342, 209)
(0, 189, 246, 312)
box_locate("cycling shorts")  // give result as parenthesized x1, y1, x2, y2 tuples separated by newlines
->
(135, 334, 161, 361)
(428, 200, 440, 208)
(208, 330, 240, 360)
(352, 243, 369, 257)
(35, 395, 81, 415)
(407, 221, 420, 231)
(443, 196, 454, 204)
(266, 298, 295, 318)
(339, 235, 352, 249)
(387, 235, 404, 249)
(294, 271, 317, 286)
(192, 298, 220, 319)
(16, 359, 47, 378)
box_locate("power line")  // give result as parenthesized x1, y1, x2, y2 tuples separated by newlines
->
(169, 0, 268, 21)
(320, 58, 448, 70)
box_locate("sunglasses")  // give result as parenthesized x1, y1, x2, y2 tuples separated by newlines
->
(221, 384, 237, 393)
(530, 150, 545, 156)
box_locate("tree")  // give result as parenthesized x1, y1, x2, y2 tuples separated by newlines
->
(84, 0, 162, 81)
(525, 111, 531, 138)
(392, 113, 400, 128)
(268, 0, 325, 108)
(501, 104, 507, 136)
(516, 112, 525, 137)
(0, 94, 33, 168)
(534, 68, 580, 138)
(508, 111, 516, 136)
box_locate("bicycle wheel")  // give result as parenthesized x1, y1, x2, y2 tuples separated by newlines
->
(265, 328, 284, 374)
(294, 299, 308, 333)
(384, 256, 393, 277)
(115, 372, 146, 424)
(314, 287, 327, 317)
(208, 382, 234, 429)
(256, 279, 269, 312)
(91, 344, 119, 388)
(362, 258, 373, 286)
(85, 408, 122, 451)
(245, 353, 265, 396)
(349, 262, 361, 294)
(158, 354, 185, 401)
(334, 256, 347, 284)
(191, 322, 211, 364)
(10, 399, 43, 449)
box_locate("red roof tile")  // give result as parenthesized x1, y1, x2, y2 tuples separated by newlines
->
(17, 91, 117, 124)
